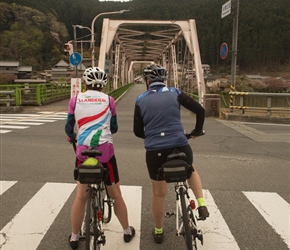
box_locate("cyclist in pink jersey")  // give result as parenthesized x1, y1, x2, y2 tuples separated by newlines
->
(65, 67, 135, 249)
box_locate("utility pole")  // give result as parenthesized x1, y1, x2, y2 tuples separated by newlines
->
(72, 25, 78, 77)
(230, 0, 239, 89)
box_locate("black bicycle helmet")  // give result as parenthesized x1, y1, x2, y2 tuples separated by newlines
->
(83, 67, 108, 88)
(143, 64, 167, 82)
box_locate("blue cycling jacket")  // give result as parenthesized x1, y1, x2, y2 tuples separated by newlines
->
(133, 82, 205, 151)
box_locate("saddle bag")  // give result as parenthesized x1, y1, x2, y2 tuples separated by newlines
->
(158, 159, 193, 183)
(77, 162, 107, 184)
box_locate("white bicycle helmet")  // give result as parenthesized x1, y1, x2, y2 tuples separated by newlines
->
(83, 67, 108, 87)
(143, 64, 167, 82)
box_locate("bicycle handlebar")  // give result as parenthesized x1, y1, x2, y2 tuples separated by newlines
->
(185, 129, 205, 139)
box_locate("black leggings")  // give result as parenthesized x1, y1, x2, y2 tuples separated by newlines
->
(146, 144, 193, 180)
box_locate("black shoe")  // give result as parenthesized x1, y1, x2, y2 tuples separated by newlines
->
(198, 206, 210, 220)
(152, 229, 164, 244)
(124, 226, 136, 243)
(68, 235, 79, 249)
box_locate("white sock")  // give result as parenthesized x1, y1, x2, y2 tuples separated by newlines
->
(123, 227, 132, 235)
(70, 233, 79, 241)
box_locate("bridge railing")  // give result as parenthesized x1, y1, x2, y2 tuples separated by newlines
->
(0, 82, 134, 106)
(0, 90, 16, 107)
(229, 91, 290, 115)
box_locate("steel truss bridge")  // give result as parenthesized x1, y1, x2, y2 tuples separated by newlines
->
(97, 19, 206, 103)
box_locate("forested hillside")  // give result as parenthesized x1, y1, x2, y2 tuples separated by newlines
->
(0, 0, 289, 73)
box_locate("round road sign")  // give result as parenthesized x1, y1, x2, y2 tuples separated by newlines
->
(69, 52, 82, 66)
(220, 43, 228, 59)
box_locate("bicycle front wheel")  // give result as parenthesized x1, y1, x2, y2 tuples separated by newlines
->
(100, 182, 112, 223)
(179, 187, 193, 250)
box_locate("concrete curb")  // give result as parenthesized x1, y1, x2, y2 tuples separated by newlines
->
(221, 112, 290, 124)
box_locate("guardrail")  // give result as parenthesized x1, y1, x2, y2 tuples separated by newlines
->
(0, 90, 15, 107)
(0, 82, 135, 107)
(229, 91, 290, 115)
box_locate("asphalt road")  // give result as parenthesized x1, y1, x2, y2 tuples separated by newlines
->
(1, 84, 289, 250)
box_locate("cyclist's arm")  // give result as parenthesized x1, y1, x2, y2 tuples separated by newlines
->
(109, 96, 118, 134)
(133, 104, 145, 139)
(177, 92, 205, 134)
(65, 97, 76, 139)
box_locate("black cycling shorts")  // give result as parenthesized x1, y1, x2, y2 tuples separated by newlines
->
(77, 155, 119, 185)
(146, 144, 193, 181)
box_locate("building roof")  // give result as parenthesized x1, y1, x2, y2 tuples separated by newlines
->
(0, 61, 19, 67)
(53, 60, 69, 68)
(18, 66, 32, 72)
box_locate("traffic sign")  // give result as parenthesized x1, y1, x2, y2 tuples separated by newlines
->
(221, 0, 231, 18)
(69, 52, 82, 66)
(220, 43, 228, 59)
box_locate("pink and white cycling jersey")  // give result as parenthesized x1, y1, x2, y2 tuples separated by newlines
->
(68, 90, 117, 163)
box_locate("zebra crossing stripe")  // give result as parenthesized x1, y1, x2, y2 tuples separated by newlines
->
(102, 185, 142, 250)
(0, 130, 12, 134)
(0, 114, 42, 118)
(189, 189, 240, 249)
(21, 119, 57, 123)
(2, 122, 44, 125)
(0, 125, 29, 129)
(243, 191, 290, 248)
(0, 181, 17, 195)
(0, 182, 76, 250)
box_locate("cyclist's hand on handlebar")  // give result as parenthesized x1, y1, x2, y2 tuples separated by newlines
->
(67, 133, 77, 143)
(186, 129, 205, 139)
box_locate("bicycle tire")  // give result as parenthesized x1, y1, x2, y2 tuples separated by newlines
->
(179, 187, 193, 250)
(101, 182, 112, 223)
(85, 188, 94, 250)
(188, 208, 198, 250)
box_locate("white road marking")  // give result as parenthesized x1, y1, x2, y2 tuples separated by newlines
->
(242, 122, 290, 127)
(2, 122, 43, 125)
(189, 189, 240, 249)
(0, 182, 76, 250)
(21, 119, 57, 123)
(103, 185, 142, 249)
(243, 191, 290, 248)
(0, 181, 17, 195)
(0, 125, 29, 129)
(0, 130, 12, 134)
(0, 114, 41, 118)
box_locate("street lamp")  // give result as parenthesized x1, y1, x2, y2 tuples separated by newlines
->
(90, 9, 130, 67)
(75, 25, 92, 33)
(72, 25, 93, 61)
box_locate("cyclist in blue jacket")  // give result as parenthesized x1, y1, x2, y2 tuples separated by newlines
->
(65, 67, 135, 249)
(133, 64, 209, 244)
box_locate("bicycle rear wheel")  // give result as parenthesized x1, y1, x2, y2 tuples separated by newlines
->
(100, 182, 112, 223)
(85, 188, 96, 250)
(179, 187, 193, 250)
(188, 209, 198, 250)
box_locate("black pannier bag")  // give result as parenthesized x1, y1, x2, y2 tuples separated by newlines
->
(158, 159, 193, 183)
(77, 162, 107, 184)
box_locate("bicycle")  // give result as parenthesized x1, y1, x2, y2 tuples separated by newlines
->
(73, 146, 114, 250)
(158, 132, 205, 250)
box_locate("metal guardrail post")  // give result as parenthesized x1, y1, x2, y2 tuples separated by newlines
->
(36, 85, 41, 105)
(15, 87, 21, 106)
(267, 97, 272, 116)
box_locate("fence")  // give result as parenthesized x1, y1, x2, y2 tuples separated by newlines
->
(0, 90, 15, 107)
(0, 82, 134, 107)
